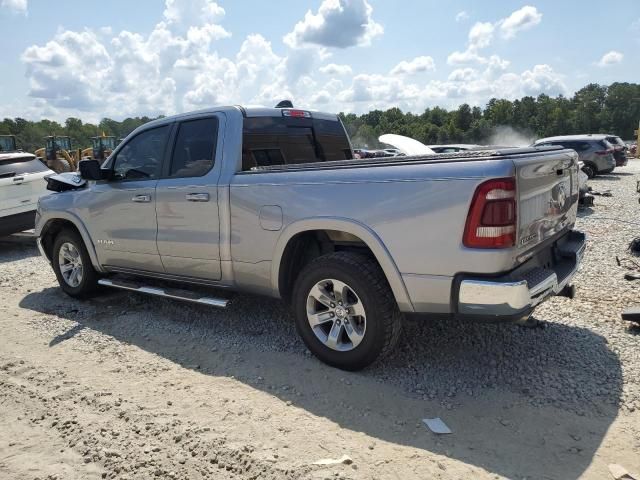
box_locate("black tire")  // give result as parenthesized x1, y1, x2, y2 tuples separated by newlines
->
(291, 252, 402, 371)
(582, 164, 595, 179)
(51, 229, 99, 298)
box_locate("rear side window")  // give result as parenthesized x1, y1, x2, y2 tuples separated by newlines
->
(0, 156, 49, 178)
(169, 117, 218, 178)
(242, 115, 352, 170)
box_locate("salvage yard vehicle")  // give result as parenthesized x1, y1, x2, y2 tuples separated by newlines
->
(604, 135, 629, 167)
(0, 135, 18, 152)
(81, 134, 118, 161)
(427, 144, 480, 153)
(533, 135, 616, 178)
(0, 152, 52, 236)
(34, 135, 79, 173)
(35, 105, 586, 370)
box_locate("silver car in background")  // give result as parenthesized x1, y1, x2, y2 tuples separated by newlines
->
(534, 135, 616, 178)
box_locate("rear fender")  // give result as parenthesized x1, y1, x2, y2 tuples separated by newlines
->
(271, 217, 415, 312)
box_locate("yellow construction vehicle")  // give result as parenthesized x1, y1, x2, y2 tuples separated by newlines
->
(81, 133, 117, 161)
(0, 135, 17, 152)
(34, 136, 80, 173)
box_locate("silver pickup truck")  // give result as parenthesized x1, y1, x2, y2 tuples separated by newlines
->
(35, 106, 586, 370)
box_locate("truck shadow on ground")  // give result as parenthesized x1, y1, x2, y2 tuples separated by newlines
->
(20, 287, 622, 480)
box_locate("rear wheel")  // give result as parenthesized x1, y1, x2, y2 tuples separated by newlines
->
(51, 230, 99, 298)
(582, 164, 595, 179)
(291, 252, 402, 371)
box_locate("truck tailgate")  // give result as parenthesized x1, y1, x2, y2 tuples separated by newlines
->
(515, 149, 579, 251)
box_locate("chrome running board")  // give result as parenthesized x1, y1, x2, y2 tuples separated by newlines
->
(98, 279, 229, 308)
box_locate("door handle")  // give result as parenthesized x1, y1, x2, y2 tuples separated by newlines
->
(12, 177, 24, 184)
(185, 193, 210, 202)
(132, 194, 151, 203)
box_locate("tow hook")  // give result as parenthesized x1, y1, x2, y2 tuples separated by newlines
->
(557, 284, 576, 300)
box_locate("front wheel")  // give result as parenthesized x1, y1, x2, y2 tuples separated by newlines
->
(51, 230, 99, 298)
(291, 252, 402, 371)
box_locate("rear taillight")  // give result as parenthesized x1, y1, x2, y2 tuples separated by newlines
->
(463, 178, 516, 249)
(595, 149, 614, 156)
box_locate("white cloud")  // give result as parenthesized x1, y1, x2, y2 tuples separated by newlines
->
(319, 63, 353, 75)
(447, 6, 542, 67)
(1, 0, 27, 14)
(518, 64, 565, 96)
(12, 0, 569, 120)
(448, 68, 476, 82)
(284, 0, 383, 49)
(390, 56, 435, 76)
(468, 22, 494, 49)
(20, 1, 235, 118)
(163, 0, 224, 26)
(596, 50, 624, 67)
(455, 11, 469, 22)
(498, 5, 542, 39)
(447, 49, 509, 69)
(332, 61, 565, 114)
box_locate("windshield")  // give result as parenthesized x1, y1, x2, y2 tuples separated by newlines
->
(103, 137, 117, 150)
(0, 137, 16, 152)
(56, 137, 71, 150)
(242, 116, 352, 170)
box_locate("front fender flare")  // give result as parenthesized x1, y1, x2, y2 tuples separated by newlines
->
(37, 211, 104, 272)
(271, 217, 414, 313)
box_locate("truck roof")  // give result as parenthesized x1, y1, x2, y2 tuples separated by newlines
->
(139, 106, 339, 131)
(535, 134, 609, 143)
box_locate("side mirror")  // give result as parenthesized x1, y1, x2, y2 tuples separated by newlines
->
(79, 159, 108, 180)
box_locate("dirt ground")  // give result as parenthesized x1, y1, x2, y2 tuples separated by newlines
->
(1, 166, 640, 480)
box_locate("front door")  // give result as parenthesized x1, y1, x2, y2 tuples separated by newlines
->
(156, 116, 222, 280)
(86, 124, 171, 273)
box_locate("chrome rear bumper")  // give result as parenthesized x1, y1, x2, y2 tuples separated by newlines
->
(457, 230, 586, 319)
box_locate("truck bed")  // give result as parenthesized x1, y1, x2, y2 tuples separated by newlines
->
(244, 146, 564, 173)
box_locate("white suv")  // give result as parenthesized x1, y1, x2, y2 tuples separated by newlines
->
(0, 153, 52, 237)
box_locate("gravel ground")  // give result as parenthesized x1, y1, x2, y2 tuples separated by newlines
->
(1, 163, 640, 480)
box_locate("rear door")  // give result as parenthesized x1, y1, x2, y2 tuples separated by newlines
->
(0, 155, 51, 216)
(515, 149, 579, 251)
(155, 115, 222, 280)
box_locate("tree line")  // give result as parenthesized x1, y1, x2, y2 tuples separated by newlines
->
(340, 82, 640, 148)
(0, 116, 160, 153)
(0, 82, 638, 153)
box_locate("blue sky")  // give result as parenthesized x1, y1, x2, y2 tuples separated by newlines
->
(0, 0, 638, 122)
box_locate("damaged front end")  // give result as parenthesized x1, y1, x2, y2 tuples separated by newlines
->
(46, 172, 87, 192)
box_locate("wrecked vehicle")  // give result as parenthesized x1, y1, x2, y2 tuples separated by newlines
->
(36, 105, 585, 370)
(0, 152, 52, 236)
(534, 135, 616, 178)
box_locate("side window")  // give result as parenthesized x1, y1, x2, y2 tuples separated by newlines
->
(112, 126, 170, 181)
(169, 117, 218, 178)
